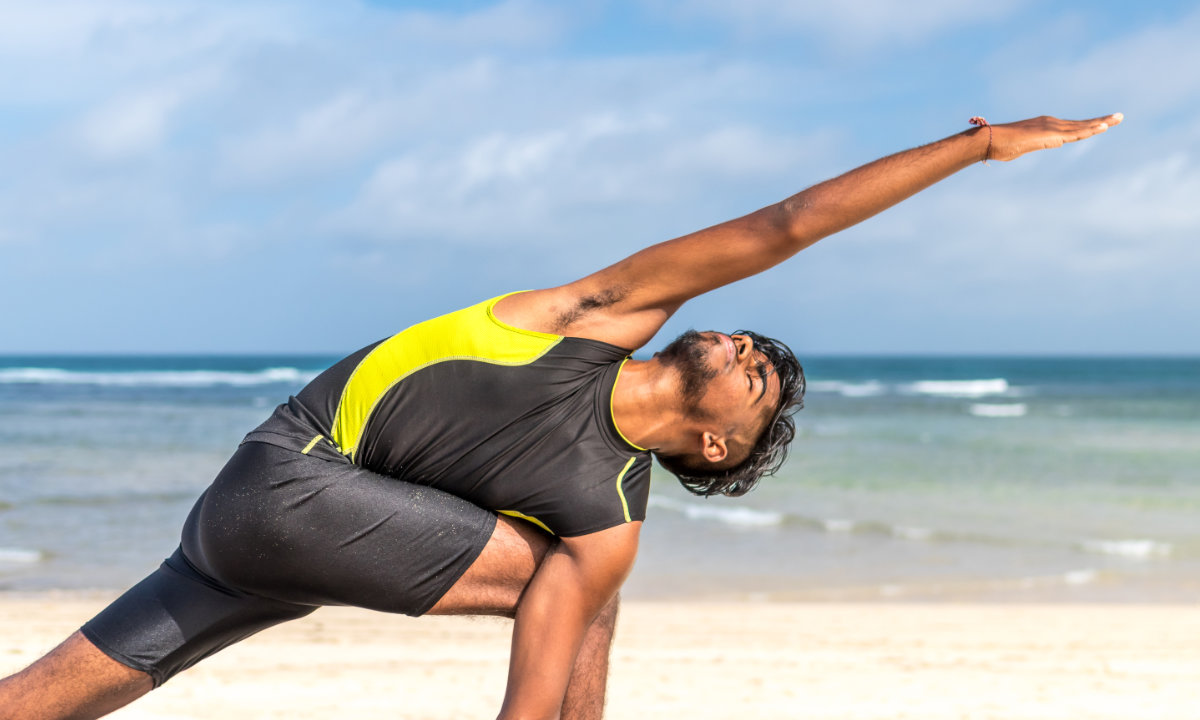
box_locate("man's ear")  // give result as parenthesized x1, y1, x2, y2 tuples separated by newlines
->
(700, 431, 728, 464)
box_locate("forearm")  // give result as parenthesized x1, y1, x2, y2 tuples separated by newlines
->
(498, 525, 637, 720)
(776, 128, 987, 250)
(500, 565, 611, 720)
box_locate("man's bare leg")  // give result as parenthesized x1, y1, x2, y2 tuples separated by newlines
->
(0, 632, 152, 720)
(561, 595, 618, 720)
(429, 514, 618, 720)
(1, 515, 614, 720)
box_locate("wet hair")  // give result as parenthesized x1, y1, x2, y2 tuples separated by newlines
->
(655, 330, 806, 497)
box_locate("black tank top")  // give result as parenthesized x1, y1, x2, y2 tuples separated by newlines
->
(245, 293, 652, 537)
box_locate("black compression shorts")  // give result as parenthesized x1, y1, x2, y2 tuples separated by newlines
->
(80, 441, 497, 686)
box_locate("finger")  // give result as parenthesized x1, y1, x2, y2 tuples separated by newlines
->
(1054, 113, 1120, 130)
(1060, 113, 1122, 142)
(1066, 113, 1122, 126)
(1083, 113, 1123, 133)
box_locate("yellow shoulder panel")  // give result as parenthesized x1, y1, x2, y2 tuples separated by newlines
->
(331, 294, 561, 459)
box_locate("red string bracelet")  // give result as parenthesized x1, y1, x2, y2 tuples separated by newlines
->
(969, 116, 992, 164)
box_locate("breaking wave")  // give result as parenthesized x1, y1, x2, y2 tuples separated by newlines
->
(1081, 539, 1173, 559)
(648, 496, 785, 528)
(0, 547, 44, 564)
(906, 378, 1010, 398)
(969, 403, 1028, 418)
(0, 367, 317, 388)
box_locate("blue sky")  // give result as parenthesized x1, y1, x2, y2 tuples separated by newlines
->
(2, 0, 1197, 355)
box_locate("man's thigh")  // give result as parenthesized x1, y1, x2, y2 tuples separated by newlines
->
(82, 441, 534, 686)
(183, 440, 502, 616)
(428, 514, 556, 617)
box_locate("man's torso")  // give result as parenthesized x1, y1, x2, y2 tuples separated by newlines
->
(245, 293, 652, 537)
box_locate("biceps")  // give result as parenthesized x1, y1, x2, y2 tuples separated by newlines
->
(587, 209, 794, 311)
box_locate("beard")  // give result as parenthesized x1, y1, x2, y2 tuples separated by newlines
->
(655, 330, 720, 413)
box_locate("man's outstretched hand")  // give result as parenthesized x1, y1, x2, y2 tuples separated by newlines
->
(985, 113, 1123, 162)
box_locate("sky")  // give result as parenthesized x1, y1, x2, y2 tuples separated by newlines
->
(2, 0, 1198, 355)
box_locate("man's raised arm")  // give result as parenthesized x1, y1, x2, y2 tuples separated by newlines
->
(495, 114, 1122, 350)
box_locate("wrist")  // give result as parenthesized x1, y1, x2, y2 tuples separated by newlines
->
(967, 117, 993, 163)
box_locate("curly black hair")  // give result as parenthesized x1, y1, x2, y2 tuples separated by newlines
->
(655, 330, 806, 497)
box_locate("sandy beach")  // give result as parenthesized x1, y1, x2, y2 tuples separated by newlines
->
(3, 594, 1198, 719)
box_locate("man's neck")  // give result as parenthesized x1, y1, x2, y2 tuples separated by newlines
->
(611, 358, 690, 454)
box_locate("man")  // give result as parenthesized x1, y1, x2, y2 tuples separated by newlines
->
(0, 113, 1120, 720)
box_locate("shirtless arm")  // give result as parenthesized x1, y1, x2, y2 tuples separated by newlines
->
(495, 114, 1122, 350)
(497, 522, 639, 720)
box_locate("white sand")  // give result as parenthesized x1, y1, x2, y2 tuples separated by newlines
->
(3, 594, 1199, 719)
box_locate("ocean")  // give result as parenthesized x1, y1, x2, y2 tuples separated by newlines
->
(1, 355, 1197, 602)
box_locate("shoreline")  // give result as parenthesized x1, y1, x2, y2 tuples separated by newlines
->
(4, 593, 1199, 719)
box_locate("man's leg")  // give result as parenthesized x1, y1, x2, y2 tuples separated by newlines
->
(0, 632, 151, 720)
(561, 595, 618, 720)
(0, 515, 616, 720)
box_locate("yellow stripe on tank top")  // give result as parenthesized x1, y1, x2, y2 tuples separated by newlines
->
(498, 509, 554, 535)
(331, 293, 562, 461)
(610, 359, 648, 452)
(615, 456, 637, 523)
(300, 434, 324, 455)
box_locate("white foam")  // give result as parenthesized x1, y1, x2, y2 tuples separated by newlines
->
(648, 495, 784, 528)
(808, 380, 888, 398)
(907, 378, 1009, 398)
(1063, 569, 1099, 585)
(0, 547, 43, 564)
(969, 403, 1028, 418)
(1081, 539, 1173, 559)
(0, 367, 317, 388)
(822, 518, 855, 533)
(892, 525, 934, 541)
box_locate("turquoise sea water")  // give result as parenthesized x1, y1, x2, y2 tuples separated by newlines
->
(1, 355, 1197, 602)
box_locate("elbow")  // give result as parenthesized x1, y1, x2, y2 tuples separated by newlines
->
(763, 198, 812, 254)
(776, 193, 834, 250)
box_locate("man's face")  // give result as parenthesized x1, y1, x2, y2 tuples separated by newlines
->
(657, 330, 782, 459)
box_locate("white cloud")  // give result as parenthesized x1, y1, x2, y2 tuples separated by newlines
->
(3, 0, 1197, 353)
(816, 138, 1200, 315)
(328, 112, 825, 248)
(384, 0, 571, 51)
(0, 0, 177, 54)
(991, 6, 1200, 120)
(75, 89, 182, 160)
(218, 91, 402, 184)
(651, 0, 1026, 48)
(330, 114, 665, 243)
(0, 1, 299, 102)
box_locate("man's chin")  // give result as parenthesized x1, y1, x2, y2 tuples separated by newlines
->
(658, 330, 719, 399)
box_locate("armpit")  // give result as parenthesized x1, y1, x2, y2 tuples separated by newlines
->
(551, 286, 628, 332)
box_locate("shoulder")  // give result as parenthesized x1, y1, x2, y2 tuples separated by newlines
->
(554, 453, 652, 538)
(489, 286, 670, 352)
(561, 519, 642, 564)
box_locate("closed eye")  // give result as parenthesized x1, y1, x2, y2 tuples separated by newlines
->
(753, 360, 769, 403)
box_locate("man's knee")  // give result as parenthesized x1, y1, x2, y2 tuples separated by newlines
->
(593, 593, 619, 632)
(427, 514, 556, 617)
